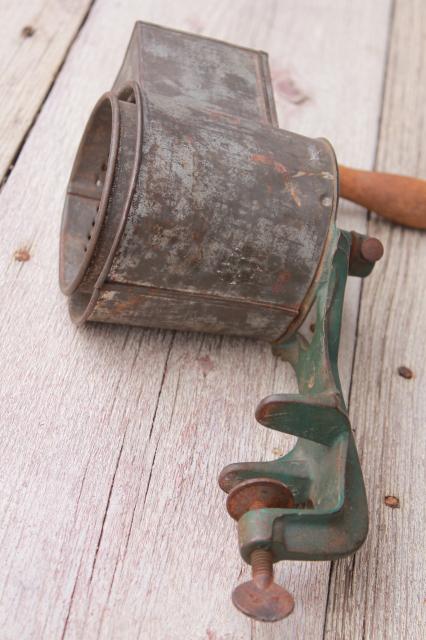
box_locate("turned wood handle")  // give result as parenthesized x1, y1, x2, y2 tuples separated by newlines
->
(338, 165, 426, 230)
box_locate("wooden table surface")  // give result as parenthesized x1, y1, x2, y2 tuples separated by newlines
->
(0, 1, 424, 638)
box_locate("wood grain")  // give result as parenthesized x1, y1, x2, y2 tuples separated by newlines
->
(0, 1, 393, 638)
(325, 1, 426, 638)
(0, 0, 95, 183)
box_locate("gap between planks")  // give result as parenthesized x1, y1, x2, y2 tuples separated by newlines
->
(0, 0, 97, 186)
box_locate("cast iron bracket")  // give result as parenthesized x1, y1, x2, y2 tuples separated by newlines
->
(219, 226, 369, 615)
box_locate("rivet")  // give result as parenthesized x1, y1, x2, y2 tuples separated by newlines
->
(360, 237, 384, 263)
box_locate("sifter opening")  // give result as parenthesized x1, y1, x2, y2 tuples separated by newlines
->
(59, 84, 143, 324)
(59, 92, 120, 295)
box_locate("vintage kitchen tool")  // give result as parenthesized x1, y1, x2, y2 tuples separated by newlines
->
(59, 22, 422, 622)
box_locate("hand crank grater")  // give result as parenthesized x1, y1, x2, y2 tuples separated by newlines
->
(59, 23, 384, 622)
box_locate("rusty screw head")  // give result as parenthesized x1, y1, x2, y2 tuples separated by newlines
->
(360, 237, 384, 263)
(226, 477, 295, 521)
(349, 231, 384, 277)
(232, 549, 295, 622)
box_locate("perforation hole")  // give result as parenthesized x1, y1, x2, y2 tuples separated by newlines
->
(119, 86, 136, 104)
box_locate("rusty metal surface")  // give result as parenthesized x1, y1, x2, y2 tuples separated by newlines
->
(225, 481, 296, 621)
(60, 22, 337, 340)
(232, 549, 294, 622)
(86, 282, 298, 340)
(348, 230, 384, 277)
(226, 478, 295, 521)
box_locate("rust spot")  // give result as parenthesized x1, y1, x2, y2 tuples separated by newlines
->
(197, 354, 214, 377)
(251, 154, 288, 174)
(192, 230, 205, 243)
(295, 499, 314, 509)
(384, 495, 400, 509)
(226, 478, 295, 521)
(286, 183, 301, 207)
(21, 25, 35, 38)
(272, 447, 284, 457)
(360, 237, 384, 263)
(100, 293, 139, 315)
(309, 322, 316, 333)
(271, 271, 291, 294)
(272, 68, 309, 105)
(14, 248, 31, 262)
(397, 366, 413, 379)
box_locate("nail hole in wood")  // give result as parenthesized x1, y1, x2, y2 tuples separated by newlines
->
(21, 25, 35, 38)
(384, 495, 400, 509)
(14, 248, 31, 262)
(397, 366, 413, 379)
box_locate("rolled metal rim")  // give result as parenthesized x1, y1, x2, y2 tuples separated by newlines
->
(59, 91, 120, 296)
(59, 83, 143, 323)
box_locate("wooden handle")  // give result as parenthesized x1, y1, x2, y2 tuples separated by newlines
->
(338, 165, 426, 230)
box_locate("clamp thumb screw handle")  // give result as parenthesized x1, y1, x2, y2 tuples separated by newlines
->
(232, 549, 295, 622)
(339, 165, 426, 229)
(226, 478, 295, 622)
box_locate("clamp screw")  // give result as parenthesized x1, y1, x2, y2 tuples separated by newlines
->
(226, 478, 296, 622)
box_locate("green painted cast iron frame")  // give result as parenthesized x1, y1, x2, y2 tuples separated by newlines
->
(219, 224, 369, 563)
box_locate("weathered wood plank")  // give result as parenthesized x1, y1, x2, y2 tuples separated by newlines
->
(0, 0, 95, 183)
(0, 1, 391, 639)
(325, 1, 426, 638)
